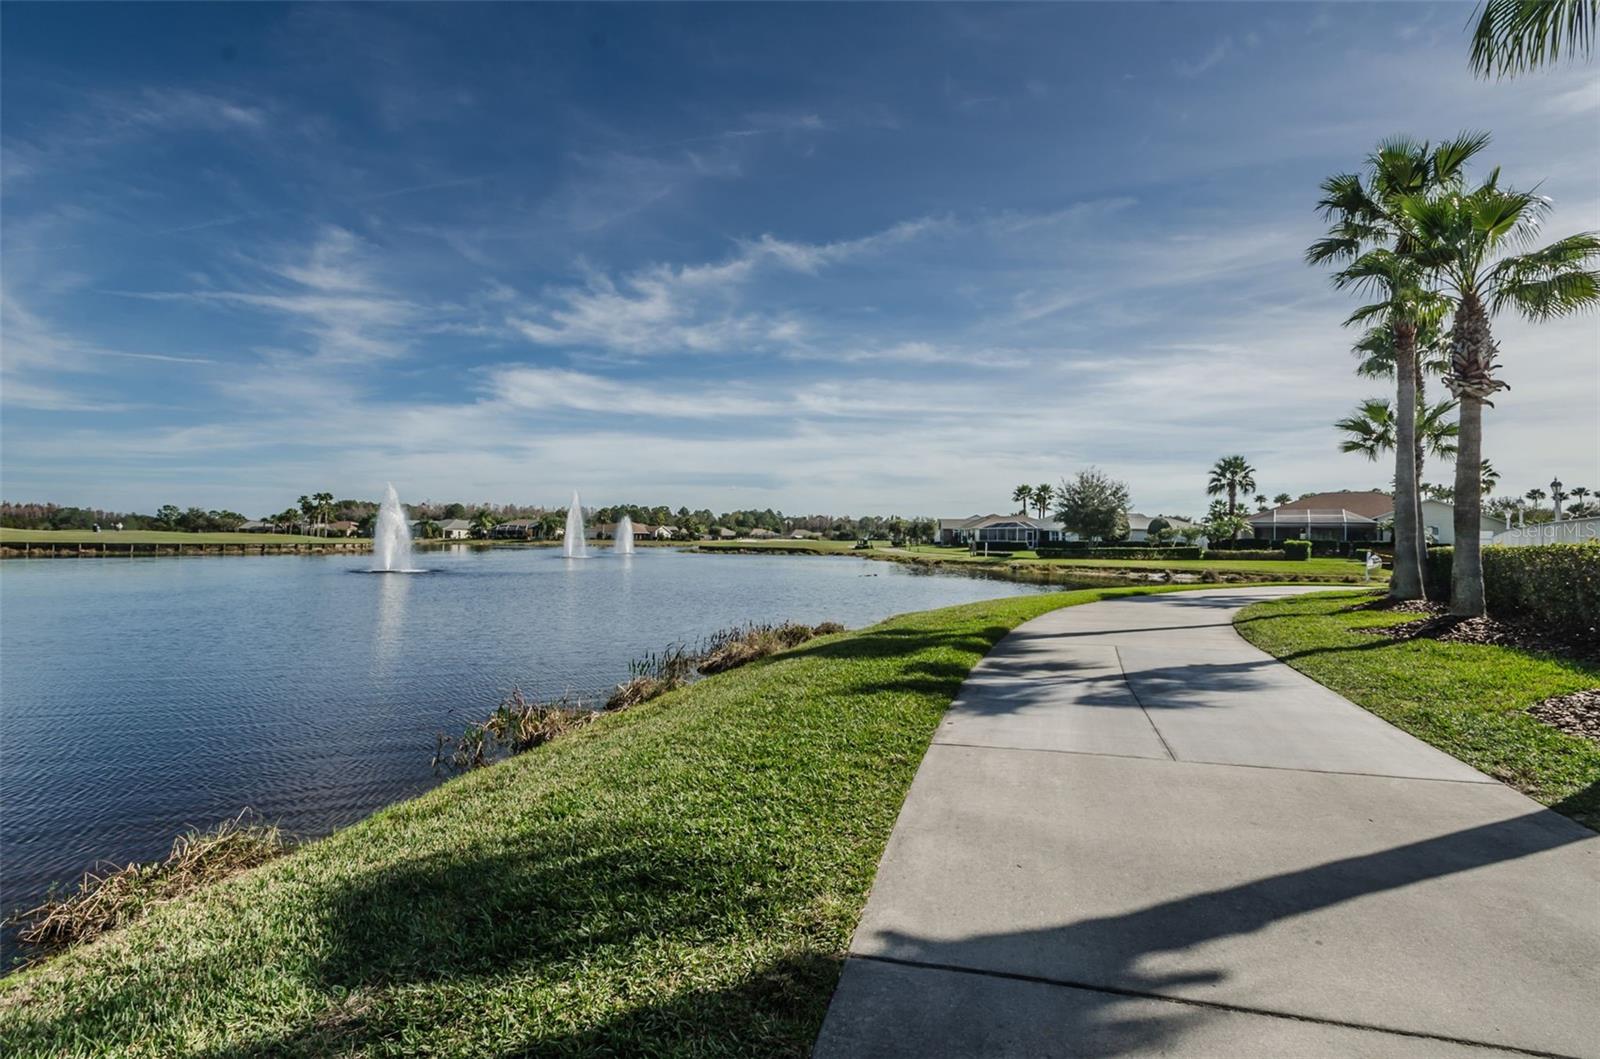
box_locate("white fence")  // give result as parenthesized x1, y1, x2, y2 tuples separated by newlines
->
(1491, 516, 1600, 547)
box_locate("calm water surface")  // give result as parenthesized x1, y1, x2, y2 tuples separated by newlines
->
(1, 546, 1057, 933)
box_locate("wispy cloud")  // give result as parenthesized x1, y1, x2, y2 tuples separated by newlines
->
(1176, 37, 1233, 78)
(507, 217, 944, 355)
(118, 228, 416, 364)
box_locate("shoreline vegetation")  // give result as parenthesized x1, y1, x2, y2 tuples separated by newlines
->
(0, 584, 1240, 1055)
(695, 538, 1384, 584)
(0, 529, 1383, 586)
(1235, 591, 1600, 831)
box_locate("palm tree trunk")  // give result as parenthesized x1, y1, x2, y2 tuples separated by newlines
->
(1448, 292, 1501, 617)
(1389, 323, 1424, 600)
(1451, 394, 1486, 615)
(1413, 361, 1429, 587)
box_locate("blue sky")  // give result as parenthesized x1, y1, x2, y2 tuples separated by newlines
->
(3, 2, 1596, 518)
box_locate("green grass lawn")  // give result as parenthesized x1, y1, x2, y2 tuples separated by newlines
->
(695, 539, 1380, 582)
(1235, 591, 1600, 830)
(0, 584, 1218, 1057)
(0, 528, 351, 546)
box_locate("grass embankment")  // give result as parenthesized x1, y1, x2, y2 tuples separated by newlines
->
(0, 528, 348, 546)
(695, 539, 1379, 583)
(1235, 591, 1600, 831)
(0, 584, 1209, 1057)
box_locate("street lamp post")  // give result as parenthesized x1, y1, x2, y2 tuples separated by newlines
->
(1551, 477, 1564, 523)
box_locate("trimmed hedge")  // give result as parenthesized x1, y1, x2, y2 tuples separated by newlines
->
(1036, 546, 1204, 560)
(1425, 543, 1599, 642)
(1201, 549, 1286, 561)
(1282, 540, 1312, 561)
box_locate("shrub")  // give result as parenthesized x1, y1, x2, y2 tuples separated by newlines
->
(1482, 543, 1600, 642)
(1425, 543, 1598, 642)
(1201, 549, 1286, 561)
(1424, 546, 1453, 600)
(1035, 546, 1202, 560)
(1282, 540, 1312, 561)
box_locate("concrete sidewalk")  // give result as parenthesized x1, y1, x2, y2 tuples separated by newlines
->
(815, 587, 1600, 1058)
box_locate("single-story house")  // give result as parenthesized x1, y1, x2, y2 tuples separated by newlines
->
(936, 514, 1071, 548)
(1249, 508, 1381, 543)
(436, 518, 473, 540)
(239, 520, 276, 533)
(790, 529, 822, 540)
(745, 527, 779, 539)
(325, 520, 358, 538)
(1249, 491, 1391, 543)
(713, 527, 737, 539)
(593, 521, 678, 541)
(1374, 499, 1500, 546)
(491, 518, 538, 540)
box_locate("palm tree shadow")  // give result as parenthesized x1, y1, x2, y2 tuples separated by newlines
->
(822, 807, 1595, 1056)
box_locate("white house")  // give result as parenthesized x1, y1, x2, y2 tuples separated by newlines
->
(936, 514, 1071, 548)
(1125, 513, 1200, 543)
(1374, 499, 1500, 546)
(436, 518, 473, 540)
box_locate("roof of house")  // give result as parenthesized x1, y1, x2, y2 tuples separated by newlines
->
(1248, 508, 1378, 526)
(942, 514, 1064, 531)
(437, 518, 473, 531)
(1267, 491, 1393, 519)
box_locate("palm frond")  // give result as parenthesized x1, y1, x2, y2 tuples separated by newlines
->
(1488, 231, 1600, 318)
(1471, 0, 1598, 77)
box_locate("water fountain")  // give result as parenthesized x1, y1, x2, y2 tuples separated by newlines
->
(563, 492, 588, 558)
(372, 483, 419, 573)
(615, 515, 635, 556)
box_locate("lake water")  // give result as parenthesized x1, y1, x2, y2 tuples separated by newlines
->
(0, 546, 1059, 938)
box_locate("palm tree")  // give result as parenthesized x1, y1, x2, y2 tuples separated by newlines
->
(1032, 483, 1055, 519)
(1253, 494, 1268, 512)
(471, 510, 497, 539)
(1471, 0, 1597, 76)
(313, 492, 335, 537)
(1336, 396, 1459, 461)
(1524, 487, 1548, 507)
(1309, 134, 1486, 599)
(1479, 459, 1501, 496)
(1403, 174, 1600, 614)
(1206, 456, 1257, 521)
(1273, 493, 1292, 506)
(1011, 485, 1034, 516)
(1570, 485, 1592, 514)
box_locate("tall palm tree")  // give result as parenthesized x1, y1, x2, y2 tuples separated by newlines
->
(471, 510, 497, 539)
(297, 495, 315, 535)
(1032, 483, 1055, 519)
(1011, 484, 1033, 516)
(1309, 133, 1486, 599)
(1471, 0, 1597, 76)
(1524, 487, 1548, 506)
(1253, 494, 1268, 512)
(1570, 485, 1592, 514)
(313, 492, 336, 537)
(1206, 456, 1257, 519)
(1336, 396, 1459, 463)
(1403, 175, 1600, 614)
(1273, 492, 1292, 505)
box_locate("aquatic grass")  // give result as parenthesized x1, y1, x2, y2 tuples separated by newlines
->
(0, 584, 1230, 1056)
(8, 814, 288, 962)
(433, 688, 595, 771)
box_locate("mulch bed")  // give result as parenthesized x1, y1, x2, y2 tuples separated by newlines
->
(1351, 597, 1597, 662)
(1528, 690, 1600, 743)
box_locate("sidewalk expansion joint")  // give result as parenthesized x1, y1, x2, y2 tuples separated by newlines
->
(847, 954, 1579, 1059)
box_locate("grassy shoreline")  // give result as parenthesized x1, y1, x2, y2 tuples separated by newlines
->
(1235, 591, 1600, 831)
(1, 584, 1238, 1056)
(696, 538, 1381, 584)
